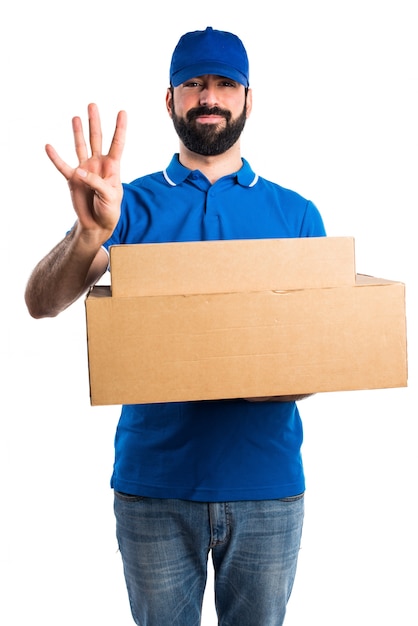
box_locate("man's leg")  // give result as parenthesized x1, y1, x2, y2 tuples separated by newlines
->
(212, 496, 304, 626)
(114, 493, 209, 626)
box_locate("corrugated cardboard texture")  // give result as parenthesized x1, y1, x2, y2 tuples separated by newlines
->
(85, 275, 407, 406)
(109, 237, 356, 297)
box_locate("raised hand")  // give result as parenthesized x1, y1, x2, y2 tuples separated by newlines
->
(25, 104, 127, 318)
(45, 103, 127, 237)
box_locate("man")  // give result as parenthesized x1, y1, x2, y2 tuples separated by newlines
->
(25, 26, 326, 626)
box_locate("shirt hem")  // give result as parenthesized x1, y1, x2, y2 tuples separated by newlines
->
(111, 478, 305, 502)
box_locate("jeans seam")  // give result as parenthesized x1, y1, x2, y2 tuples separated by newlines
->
(209, 503, 231, 548)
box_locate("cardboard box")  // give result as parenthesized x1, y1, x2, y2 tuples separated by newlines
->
(85, 239, 407, 406)
(109, 237, 356, 296)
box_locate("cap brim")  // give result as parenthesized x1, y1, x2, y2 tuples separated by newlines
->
(171, 62, 249, 87)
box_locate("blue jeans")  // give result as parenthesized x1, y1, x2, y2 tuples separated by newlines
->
(114, 493, 304, 626)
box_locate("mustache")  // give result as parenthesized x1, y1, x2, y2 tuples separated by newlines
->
(186, 106, 232, 123)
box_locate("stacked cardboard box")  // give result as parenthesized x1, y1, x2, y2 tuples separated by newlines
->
(85, 237, 407, 406)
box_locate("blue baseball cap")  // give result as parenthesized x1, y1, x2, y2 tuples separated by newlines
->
(170, 26, 249, 88)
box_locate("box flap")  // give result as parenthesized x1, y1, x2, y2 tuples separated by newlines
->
(109, 236, 356, 297)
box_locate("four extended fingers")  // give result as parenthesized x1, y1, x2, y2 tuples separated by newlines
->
(46, 104, 126, 179)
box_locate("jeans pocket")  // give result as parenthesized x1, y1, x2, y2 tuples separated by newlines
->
(278, 492, 305, 502)
(114, 490, 146, 502)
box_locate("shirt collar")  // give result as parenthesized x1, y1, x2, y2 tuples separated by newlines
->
(163, 154, 259, 188)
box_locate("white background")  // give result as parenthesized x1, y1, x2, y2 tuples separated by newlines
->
(3, 1, 417, 624)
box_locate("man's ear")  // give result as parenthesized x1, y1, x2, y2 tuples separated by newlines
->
(166, 87, 174, 118)
(245, 87, 253, 118)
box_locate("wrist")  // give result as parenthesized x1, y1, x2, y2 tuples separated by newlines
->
(74, 221, 113, 250)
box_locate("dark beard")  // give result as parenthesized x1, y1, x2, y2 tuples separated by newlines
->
(171, 101, 247, 156)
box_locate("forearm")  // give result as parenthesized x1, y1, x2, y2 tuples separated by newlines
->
(25, 225, 107, 318)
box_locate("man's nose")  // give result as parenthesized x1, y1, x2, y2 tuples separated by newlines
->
(199, 86, 218, 107)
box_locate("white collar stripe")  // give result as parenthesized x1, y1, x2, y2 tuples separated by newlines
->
(163, 169, 177, 186)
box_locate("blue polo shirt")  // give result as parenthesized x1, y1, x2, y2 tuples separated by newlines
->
(105, 154, 326, 501)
